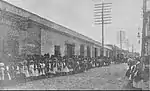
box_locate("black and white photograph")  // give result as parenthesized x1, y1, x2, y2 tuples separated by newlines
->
(0, 0, 149, 90)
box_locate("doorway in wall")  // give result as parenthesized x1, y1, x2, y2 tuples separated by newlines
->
(95, 48, 97, 57)
(99, 49, 101, 57)
(66, 44, 75, 58)
(87, 46, 91, 57)
(54, 45, 61, 57)
(80, 44, 84, 57)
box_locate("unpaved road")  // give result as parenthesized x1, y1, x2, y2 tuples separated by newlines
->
(2, 63, 149, 90)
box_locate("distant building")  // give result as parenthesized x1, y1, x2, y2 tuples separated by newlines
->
(105, 44, 140, 58)
(106, 44, 123, 57)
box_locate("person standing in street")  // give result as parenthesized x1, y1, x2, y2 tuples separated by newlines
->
(132, 61, 144, 90)
(125, 56, 146, 90)
(125, 57, 136, 88)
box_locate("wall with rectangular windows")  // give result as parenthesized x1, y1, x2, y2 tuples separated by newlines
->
(41, 28, 95, 57)
(0, 0, 106, 59)
(54, 45, 60, 56)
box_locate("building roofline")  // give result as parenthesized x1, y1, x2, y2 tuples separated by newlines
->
(0, 0, 102, 47)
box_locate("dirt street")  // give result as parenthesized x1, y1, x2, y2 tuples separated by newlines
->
(2, 63, 149, 90)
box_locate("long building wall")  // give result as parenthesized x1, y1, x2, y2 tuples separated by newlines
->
(0, 12, 99, 58)
(0, 12, 104, 59)
(0, 14, 42, 58)
(41, 27, 101, 57)
(0, 0, 102, 47)
(0, 0, 113, 59)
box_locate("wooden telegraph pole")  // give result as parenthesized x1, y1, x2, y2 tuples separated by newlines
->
(94, 0, 112, 57)
(132, 44, 134, 57)
(120, 30, 122, 53)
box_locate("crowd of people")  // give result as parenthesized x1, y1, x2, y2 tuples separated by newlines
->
(2, 52, 147, 89)
(125, 56, 149, 90)
(2, 53, 147, 89)
(0, 53, 115, 86)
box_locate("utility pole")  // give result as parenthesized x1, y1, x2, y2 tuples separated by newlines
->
(94, 1, 112, 57)
(132, 44, 134, 57)
(118, 30, 125, 54)
(141, 0, 147, 57)
(127, 39, 130, 51)
(126, 39, 130, 58)
(132, 44, 134, 53)
(120, 31, 122, 53)
(2, 37, 4, 55)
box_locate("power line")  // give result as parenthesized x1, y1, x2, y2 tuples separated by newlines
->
(94, 16, 112, 19)
(120, 31, 123, 53)
(95, 19, 112, 22)
(94, 22, 111, 25)
(94, 8, 111, 11)
(94, 11, 111, 14)
(94, 3, 112, 6)
(94, 14, 111, 17)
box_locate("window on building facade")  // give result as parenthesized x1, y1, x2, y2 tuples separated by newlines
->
(66, 44, 75, 58)
(100, 49, 103, 57)
(95, 48, 97, 57)
(99, 49, 101, 56)
(80, 44, 84, 57)
(87, 46, 91, 57)
(54, 45, 61, 57)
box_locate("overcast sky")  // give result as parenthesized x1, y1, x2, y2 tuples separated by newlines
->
(5, 0, 144, 53)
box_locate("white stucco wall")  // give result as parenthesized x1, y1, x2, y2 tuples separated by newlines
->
(41, 28, 96, 57)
